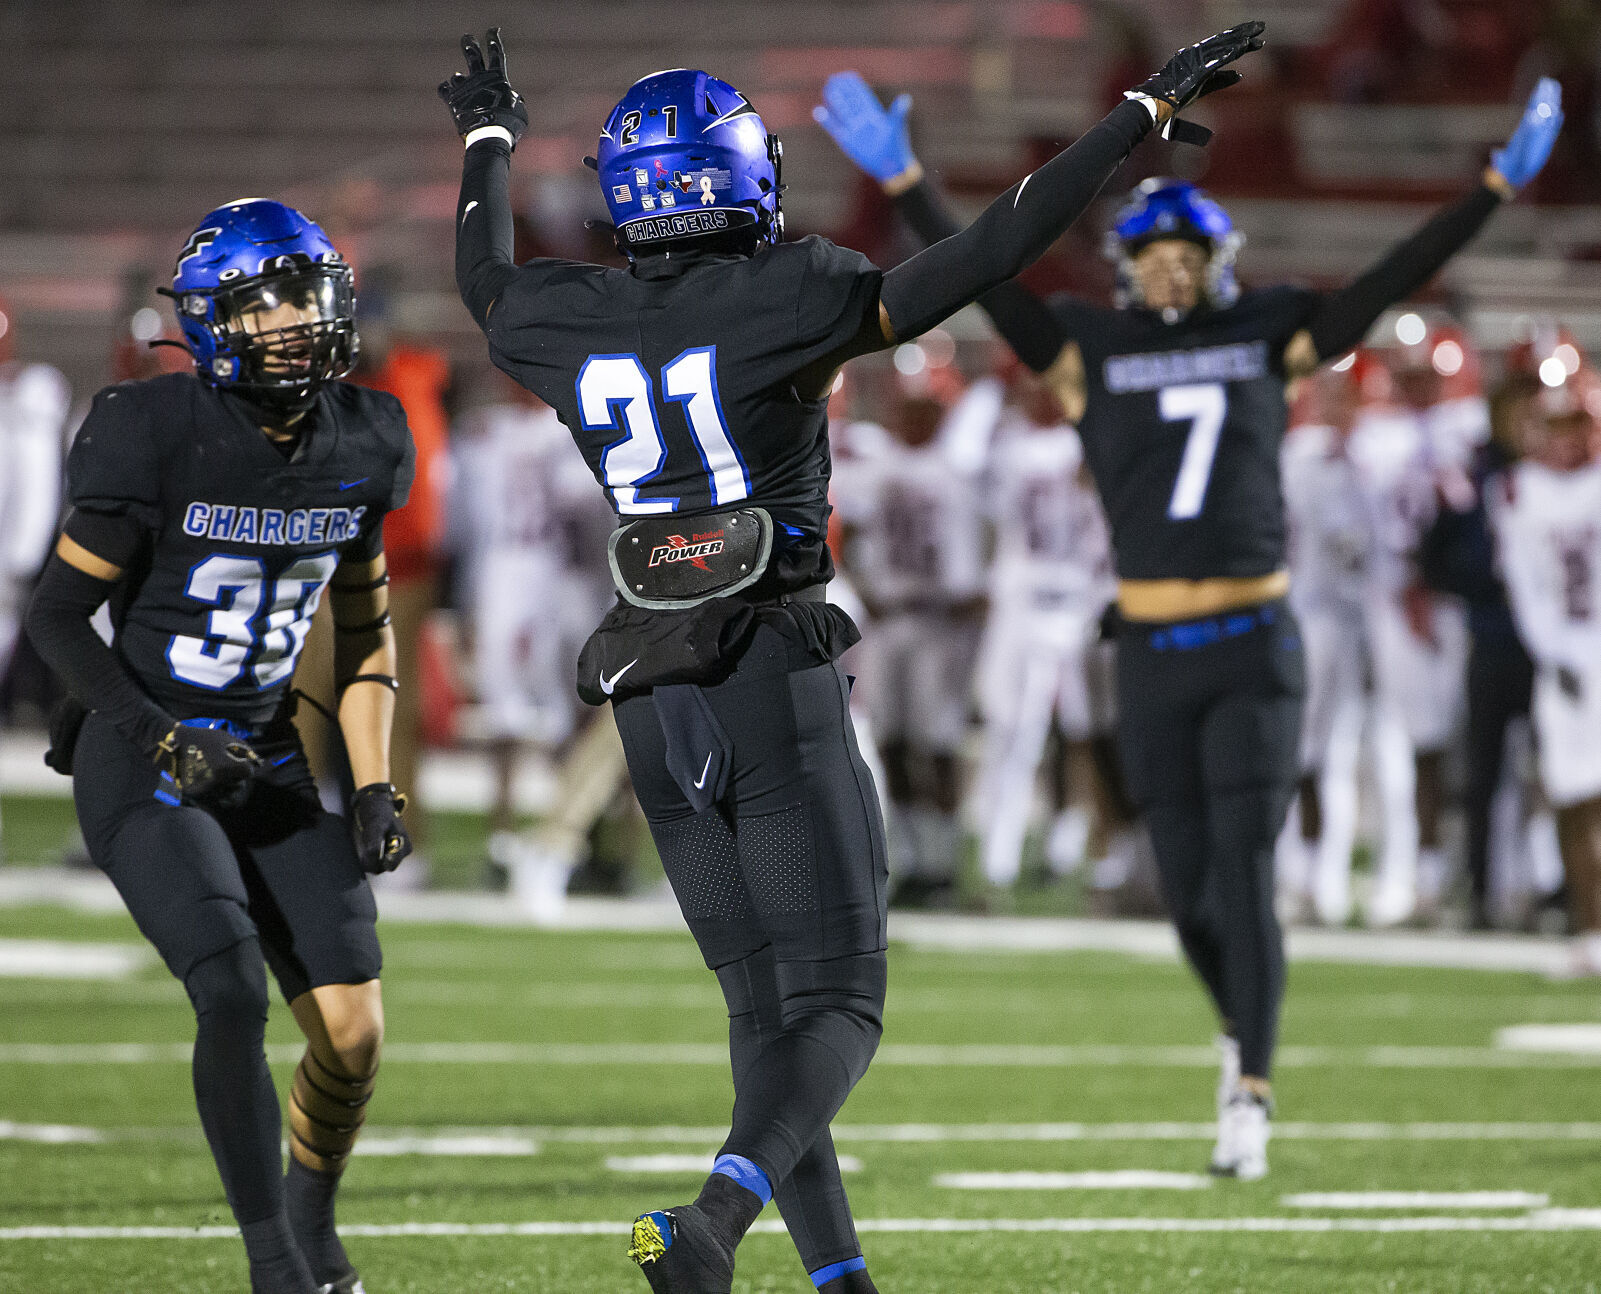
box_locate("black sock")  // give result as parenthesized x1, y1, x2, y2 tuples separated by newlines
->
(240, 1210, 316, 1294)
(689, 1170, 765, 1251)
(285, 1156, 352, 1282)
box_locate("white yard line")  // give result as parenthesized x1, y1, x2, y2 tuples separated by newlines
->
(358, 1135, 541, 1157)
(605, 1154, 862, 1174)
(3, 1041, 1600, 1068)
(0, 867, 1579, 975)
(1283, 1192, 1550, 1210)
(934, 1171, 1212, 1190)
(0, 939, 150, 979)
(1497, 1024, 1601, 1056)
(14, 1120, 1601, 1148)
(6, 1213, 1601, 1242)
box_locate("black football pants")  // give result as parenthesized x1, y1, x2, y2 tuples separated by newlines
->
(1115, 602, 1305, 1080)
(1463, 632, 1534, 917)
(614, 622, 889, 1275)
(72, 713, 380, 1229)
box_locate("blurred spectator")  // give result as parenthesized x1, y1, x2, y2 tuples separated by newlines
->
(351, 272, 453, 877)
(1491, 341, 1601, 973)
(0, 296, 70, 850)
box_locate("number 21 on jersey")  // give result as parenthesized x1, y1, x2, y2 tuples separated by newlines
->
(1161, 383, 1228, 521)
(577, 345, 750, 514)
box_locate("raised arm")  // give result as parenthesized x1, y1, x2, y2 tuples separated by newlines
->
(815, 71, 1071, 373)
(439, 28, 529, 328)
(1284, 78, 1564, 377)
(855, 22, 1264, 348)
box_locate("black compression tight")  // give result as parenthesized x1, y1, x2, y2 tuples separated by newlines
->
(1143, 785, 1288, 1080)
(715, 947, 885, 1267)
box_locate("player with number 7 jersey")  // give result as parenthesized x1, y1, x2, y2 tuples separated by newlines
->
(443, 22, 1263, 1294)
(816, 69, 1566, 1181)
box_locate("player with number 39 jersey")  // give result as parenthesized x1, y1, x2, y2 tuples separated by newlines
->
(818, 65, 1565, 1181)
(443, 23, 1265, 1294)
(25, 198, 415, 1294)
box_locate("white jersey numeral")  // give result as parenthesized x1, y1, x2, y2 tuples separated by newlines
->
(168, 552, 339, 690)
(577, 345, 749, 515)
(1161, 382, 1228, 521)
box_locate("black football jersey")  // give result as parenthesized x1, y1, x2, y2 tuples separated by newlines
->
(67, 372, 414, 725)
(1051, 286, 1318, 582)
(479, 236, 881, 592)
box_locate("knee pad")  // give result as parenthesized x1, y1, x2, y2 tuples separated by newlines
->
(183, 938, 270, 1027)
(777, 951, 887, 1037)
(715, 947, 781, 1024)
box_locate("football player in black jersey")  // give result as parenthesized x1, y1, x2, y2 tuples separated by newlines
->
(441, 23, 1262, 1294)
(818, 72, 1566, 1180)
(26, 200, 416, 1294)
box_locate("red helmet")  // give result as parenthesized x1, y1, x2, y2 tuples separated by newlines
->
(1385, 314, 1481, 403)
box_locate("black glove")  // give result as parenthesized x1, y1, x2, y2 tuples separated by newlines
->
(438, 27, 528, 146)
(1128, 20, 1265, 146)
(43, 697, 89, 776)
(350, 782, 413, 874)
(154, 723, 262, 808)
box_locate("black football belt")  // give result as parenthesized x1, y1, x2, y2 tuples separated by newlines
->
(608, 507, 774, 610)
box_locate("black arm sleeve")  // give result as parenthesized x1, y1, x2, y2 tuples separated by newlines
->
(25, 555, 173, 757)
(894, 180, 1068, 373)
(1305, 182, 1503, 362)
(877, 99, 1152, 343)
(455, 138, 519, 330)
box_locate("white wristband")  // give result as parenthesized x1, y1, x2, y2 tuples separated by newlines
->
(1122, 91, 1163, 123)
(464, 125, 516, 150)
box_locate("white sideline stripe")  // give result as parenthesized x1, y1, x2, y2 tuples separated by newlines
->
(7, 1213, 1601, 1241)
(1497, 1024, 1601, 1056)
(605, 1154, 862, 1175)
(4, 1041, 1600, 1069)
(15, 1121, 1601, 1147)
(0, 1122, 104, 1144)
(358, 1135, 540, 1157)
(934, 1171, 1211, 1191)
(1283, 1191, 1550, 1210)
(0, 939, 150, 980)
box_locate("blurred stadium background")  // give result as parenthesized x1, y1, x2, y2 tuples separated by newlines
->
(4, 3, 1601, 1291)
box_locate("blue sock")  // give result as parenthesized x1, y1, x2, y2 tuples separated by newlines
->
(812, 1256, 870, 1290)
(711, 1153, 772, 1206)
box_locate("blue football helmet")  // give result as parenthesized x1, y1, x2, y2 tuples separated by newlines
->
(160, 198, 356, 411)
(1107, 178, 1243, 314)
(594, 69, 784, 257)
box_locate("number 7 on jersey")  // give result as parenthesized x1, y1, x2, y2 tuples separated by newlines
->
(1161, 383, 1227, 521)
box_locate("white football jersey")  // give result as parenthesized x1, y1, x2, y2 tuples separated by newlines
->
(986, 417, 1112, 607)
(1283, 423, 1376, 614)
(0, 361, 69, 581)
(1493, 458, 1601, 675)
(835, 439, 988, 610)
(1349, 397, 1489, 596)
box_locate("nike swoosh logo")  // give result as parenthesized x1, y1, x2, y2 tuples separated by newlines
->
(461, 199, 478, 226)
(599, 659, 637, 696)
(337, 477, 369, 491)
(693, 752, 714, 790)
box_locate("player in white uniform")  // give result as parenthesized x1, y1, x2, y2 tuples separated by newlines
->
(0, 303, 71, 854)
(974, 376, 1119, 889)
(0, 308, 70, 680)
(1492, 358, 1601, 976)
(1350, 321, 1488, 916)
(836, 393, 988, 902)
(1282, 359, 1417, 925)
(452, 385, 616, 910)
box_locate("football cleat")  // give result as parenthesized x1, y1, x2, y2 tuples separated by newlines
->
(317, 1272, 365, 1294)
(628, 1205, 735, 1294)
(1210, 1090, 1271, 1181)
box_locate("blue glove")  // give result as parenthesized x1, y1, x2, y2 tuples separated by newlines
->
(1491, 77, 1564, 191)
(812, 71, 917, 184)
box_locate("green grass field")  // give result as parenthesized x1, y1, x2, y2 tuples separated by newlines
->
(3, 898, 1601, 1294)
